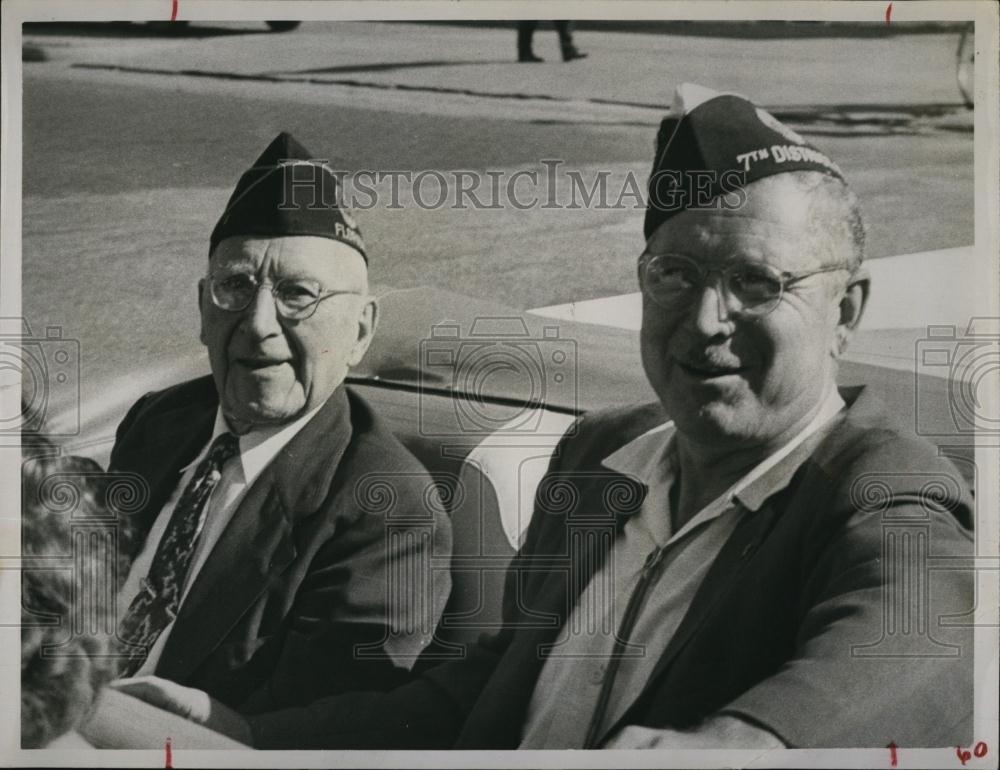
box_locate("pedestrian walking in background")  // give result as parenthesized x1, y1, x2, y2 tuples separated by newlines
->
(517, 21, 587, 62)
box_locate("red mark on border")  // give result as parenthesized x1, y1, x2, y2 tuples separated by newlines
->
(885, 2, 892, 24)
(887, 741, 897, 766)
(170, 0, 178, 21)
(164, 737, 173, 768)
(956, 741, 990, 765)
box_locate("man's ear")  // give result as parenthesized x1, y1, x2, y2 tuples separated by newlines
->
(347, 295, 379, 367)
(833, 268, 870, 356)
(197, 278, 208, 346)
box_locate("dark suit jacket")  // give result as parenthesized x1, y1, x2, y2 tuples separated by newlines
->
(248, 386, 974, 749)
(110, 376, 452, 713)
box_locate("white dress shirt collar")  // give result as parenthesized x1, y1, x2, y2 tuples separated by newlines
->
(182, 404, 325, 488)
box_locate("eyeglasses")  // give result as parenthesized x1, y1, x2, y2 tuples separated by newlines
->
(208, 273, 361, 320)
(640, 253, 850, 317)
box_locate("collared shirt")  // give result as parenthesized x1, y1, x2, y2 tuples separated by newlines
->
(116, 404, 323, 676)
(519, 390, 846, 749)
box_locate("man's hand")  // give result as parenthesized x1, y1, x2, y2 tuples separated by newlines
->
(604, 715, 786, 749)
(110, 677, 254, 746)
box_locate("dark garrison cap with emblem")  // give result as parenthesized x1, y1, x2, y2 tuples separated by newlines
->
(644, 83, 846, 240)
(210, 132, 367, 261)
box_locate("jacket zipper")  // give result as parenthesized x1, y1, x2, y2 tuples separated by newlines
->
(582, 543, 670, 748)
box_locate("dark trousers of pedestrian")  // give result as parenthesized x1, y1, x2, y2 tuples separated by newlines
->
(517, 21, 584, 62)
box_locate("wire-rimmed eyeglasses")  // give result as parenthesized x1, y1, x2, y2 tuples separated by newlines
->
(208, 273, 361, 320)
(640, 253, 850, 317)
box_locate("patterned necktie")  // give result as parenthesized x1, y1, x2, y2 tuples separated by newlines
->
(118, 431, 240, 676)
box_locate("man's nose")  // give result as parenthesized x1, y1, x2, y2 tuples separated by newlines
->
(689, 281, 735, 337)
(242, 285, 283, 339)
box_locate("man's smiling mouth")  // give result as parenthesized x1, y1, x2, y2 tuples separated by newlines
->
(237, 357, 291, 371)
(675, 359, 749, 378)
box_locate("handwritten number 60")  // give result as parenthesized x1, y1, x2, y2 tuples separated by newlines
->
(956, 742, 989, 765)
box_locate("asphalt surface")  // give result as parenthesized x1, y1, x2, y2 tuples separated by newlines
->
(18, 21, 975, 423)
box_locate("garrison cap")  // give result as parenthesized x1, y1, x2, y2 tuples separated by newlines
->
(644, 83, 845, 240)
(210, 132, 367, 260)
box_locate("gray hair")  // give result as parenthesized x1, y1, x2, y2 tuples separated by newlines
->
(789, 171, 867, 271)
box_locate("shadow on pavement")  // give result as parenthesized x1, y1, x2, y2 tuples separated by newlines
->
(66, 60, 972, 137)
(273, 59, 510, 76)
(23, 21, 267, 39)
(402, 20, 966, 38)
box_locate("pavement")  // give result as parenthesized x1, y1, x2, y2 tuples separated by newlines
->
(25, 21, 971, 123)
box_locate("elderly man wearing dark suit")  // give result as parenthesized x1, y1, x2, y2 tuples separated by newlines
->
(109, 132, 451, 716)
(119, 86, 975, 750)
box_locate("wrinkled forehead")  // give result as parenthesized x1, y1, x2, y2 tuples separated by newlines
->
(644, 180, 848, 269)
(209, 235, 368, 288)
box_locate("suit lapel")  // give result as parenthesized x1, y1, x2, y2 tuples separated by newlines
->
(544, 467, 649, 653)
(155, 388, 353, 683)
(458, 468, 648, 748)
(128, 399, 216, 549)
(653, 503, 778, 676)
